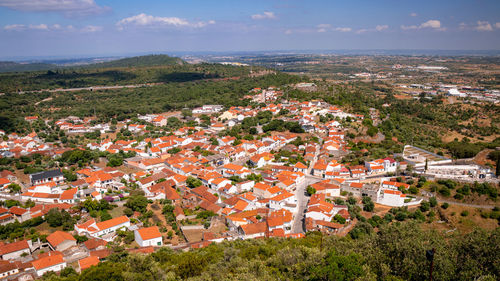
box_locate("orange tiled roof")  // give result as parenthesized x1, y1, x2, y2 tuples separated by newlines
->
(47, 231, 76, 247)
(78, 256, 99, 271)
(136, 226, 161, 241)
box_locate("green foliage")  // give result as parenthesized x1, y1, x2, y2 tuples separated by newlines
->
(332, 214, 346, 224)
(362, 196, 374, 212)
(7, 183, 21, 193)
(306, 186, 316, 196)
(186, 176, 202, 189)
(45, 209, 75, 230)
(125, 194, 148, 213)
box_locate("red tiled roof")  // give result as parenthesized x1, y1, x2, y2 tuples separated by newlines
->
(47, 231, 76, 247)
(31, 253, 64, 270)
(78, 256, 99, 271)
(136, 226, 161, 241)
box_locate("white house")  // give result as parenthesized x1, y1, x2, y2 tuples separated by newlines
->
(377, 189, 406, 207)
(32, 253, 66, 277)
(74, 216, 130, 241)
(0, 240, 32, 260)
(134, 226, 163, 247)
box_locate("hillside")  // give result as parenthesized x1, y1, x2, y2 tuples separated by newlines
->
(0, 61, 56, 73)
(40, 222, 499, 281)
(83, 54, 185, 69)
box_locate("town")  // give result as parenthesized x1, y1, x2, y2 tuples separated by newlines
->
(0, 82, 497, 280)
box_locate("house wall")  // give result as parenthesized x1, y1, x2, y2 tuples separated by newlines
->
(55, 240, 77, 252)
(36, 262, 66, 277)
(2, 248, 30, 260)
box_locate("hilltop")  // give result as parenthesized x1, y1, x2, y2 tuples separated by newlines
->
(0, 54, 185, 74)
(82, 54, 185, 69)
(0, 61, 57, 73)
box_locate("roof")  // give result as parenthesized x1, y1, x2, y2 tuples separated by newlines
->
(47, 231, 76, 247)
(95, 216, 129, 231)
(136, 226, 162, 241)
(0, 240, 29, 256)
(83, 238, 107, 250)
(78, 256, 99, 271)
(59, 188, 78, 200)
(30, 169, 63, 182)
(240, 222, 267, 235)
(32, 254, 64, 270)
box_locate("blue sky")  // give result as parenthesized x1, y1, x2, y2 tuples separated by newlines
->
(0, 0, 499, 58)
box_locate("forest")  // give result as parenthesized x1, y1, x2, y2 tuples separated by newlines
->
(0, 68, 303, 133)
(39, 222, 499, 281)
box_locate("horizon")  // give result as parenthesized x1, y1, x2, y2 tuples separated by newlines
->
(2, 48, 500, 62)
(0, 0, 500, 59)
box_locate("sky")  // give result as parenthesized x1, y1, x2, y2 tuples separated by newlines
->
(0, 0, 500, 59)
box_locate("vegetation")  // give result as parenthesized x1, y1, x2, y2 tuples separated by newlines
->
(40, 222, 500, 281)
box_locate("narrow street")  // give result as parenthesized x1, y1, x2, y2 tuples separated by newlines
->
(291, 139, 322, 234)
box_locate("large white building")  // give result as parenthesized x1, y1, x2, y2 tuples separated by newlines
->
(75, 216, 130, 241)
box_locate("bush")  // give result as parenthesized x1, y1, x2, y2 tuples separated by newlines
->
(429, 197, 438, 207)
(460, 210, 469, 217)
(441, 203, 449, 209)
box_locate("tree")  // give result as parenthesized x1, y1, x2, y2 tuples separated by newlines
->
(7, 183, 21, 194)
(306, 186, 316, 196)
(186, 176, 202, 189)
(429, 196, 438, 207)
(362, 196, 374, 212)
(125, 195, 148, 213)
(311, 251, 365, 280)
(332, 214, 346, 224)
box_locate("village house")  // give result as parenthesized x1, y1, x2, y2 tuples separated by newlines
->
(134, 226, 163, 247)
(74, 216, 131, 241)
(47, 231, 77, 252)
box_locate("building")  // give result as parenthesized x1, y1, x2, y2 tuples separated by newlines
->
(377, 189, 406, 207)
(0, 262, 19, 279)
(47, 231, 77, 252)
(78, 256, 100, 273)
(74, 216, 130, 241)
(31, 253, 66, 277)
(134, 226, 163, 247)
(29, 170, 64, 186)
(0, 240, 31, 260)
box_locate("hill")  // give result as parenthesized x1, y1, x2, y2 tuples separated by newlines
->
(39, 222, 499, 281)
(83, 54, 185, 69)
(0, 55, 185, 74)
(0, 61, 56, 73)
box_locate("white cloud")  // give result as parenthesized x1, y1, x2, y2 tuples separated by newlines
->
(356, 25, 389, 34)
(0, 0, 110, 17)
(495, 22, 500, 29)
(29, 23, 48, 30)
(334, 27, 351, 32)
(251, 11, 276, 20)
(459, 22, 468, 30)
(376, 25, 388, 31)
(4, 24, 26, 31)
(475, 21, 493, 31)
(284, 29, 292, 35)
(116, 13, 214, 30)
(410, 12, 417, 17)
(81, 25, 102, 32)
(401, 20, 445, 31)
(420, 20, 442, 29)
(401, 25, 418, 30)
(316, 24, 331, 33)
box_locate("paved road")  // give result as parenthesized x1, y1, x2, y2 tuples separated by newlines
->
(291, 140, 322, 234)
